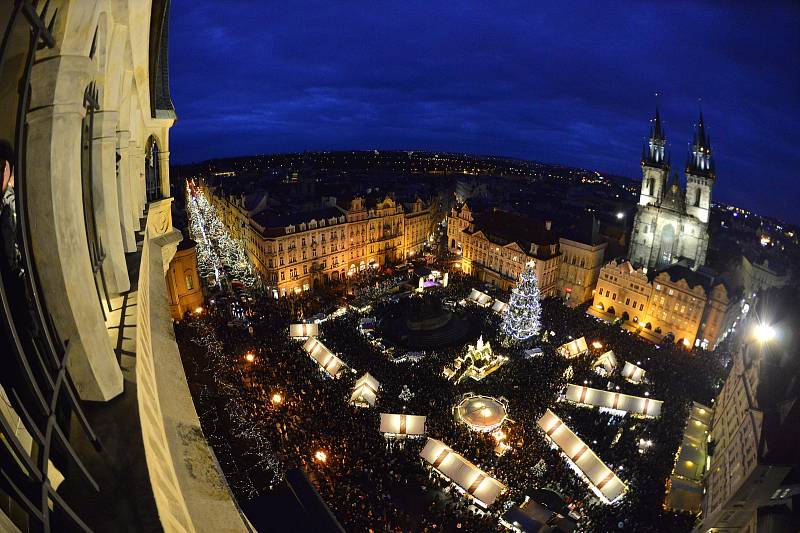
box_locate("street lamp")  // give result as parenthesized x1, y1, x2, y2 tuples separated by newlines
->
(271, 393, 283, 405)
(244, 352, 255, 363)
(616, 212, 625, 220)
(314, 450, 327, 463)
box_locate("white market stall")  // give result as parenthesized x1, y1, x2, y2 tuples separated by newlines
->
(557, 337, 589, 359)
(379, 413, 426, 437)
(302, 337, 346, 378)
(420, 438, 507, 508)
(350, 372, 380, 407)
(593, 350, 618, 374)
(289, 322, 319, 339)
(621, 361, 647, 384)
(491, 300, 508, 315)
(537, 409, 627, 504)
(467, 289, 493, 307)
(564, 384, 662, 418)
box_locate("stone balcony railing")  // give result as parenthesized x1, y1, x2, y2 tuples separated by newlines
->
(136, 198, 250, 532)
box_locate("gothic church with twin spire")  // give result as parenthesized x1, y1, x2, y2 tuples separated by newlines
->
(629, 109, 715, 271)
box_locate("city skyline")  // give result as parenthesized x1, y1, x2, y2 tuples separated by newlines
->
(170, 1, 800, 224)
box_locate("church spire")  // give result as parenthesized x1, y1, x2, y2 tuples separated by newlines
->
(686, 111, 714, 177)
(643, 107, 668, 168)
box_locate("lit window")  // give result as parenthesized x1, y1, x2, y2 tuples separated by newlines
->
(185, 274, 194, 290)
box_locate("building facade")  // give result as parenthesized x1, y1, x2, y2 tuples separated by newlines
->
(206, 185, 434, 296)
(696, 291, 800, 532)
(448, 204, 561, 296)
(629, 110, 713, 270)
(166, 236, 204, 319)
(0, 1, 248, 531)
(557, 235, 608, 307)
(591, 260, 740, 350)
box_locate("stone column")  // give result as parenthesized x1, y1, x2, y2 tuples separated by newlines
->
(26, 55, 123, 401)
(92, 111, 129, 293)
(128, 141, 144, 225)
(158, 149, 171, 199)
(116, 130, 137, 252)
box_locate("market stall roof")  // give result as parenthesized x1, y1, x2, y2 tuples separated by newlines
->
(537, 409, 626, 504)
(379, 413, 426, 436)
(621, 361, 646, 384)
(302, 337, 346, 378)
(491, 300, 508, 315)
(420, 438, 507, 507)
(350, 373, 380, 407)
(290, 322, 319, 339)
(665, 402, 713, 512)
(467, 288, 493, 307)
(557, 337, 588, 358)
(564, 384, 662, 418)
(593, 350, 617, 373)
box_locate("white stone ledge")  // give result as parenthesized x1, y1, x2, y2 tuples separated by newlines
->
(136, 200, 250, 533)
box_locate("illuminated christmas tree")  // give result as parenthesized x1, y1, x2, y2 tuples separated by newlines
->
(501, 262, 542, 342)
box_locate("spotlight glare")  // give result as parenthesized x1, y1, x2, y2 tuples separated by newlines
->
(754, 323, 776, 343)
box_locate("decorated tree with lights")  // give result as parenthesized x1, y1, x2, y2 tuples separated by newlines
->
(501, 261, 542, 342)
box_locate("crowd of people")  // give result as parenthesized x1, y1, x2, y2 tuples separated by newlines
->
(179, 191, 731, 532)
(174, 265, 730, 532)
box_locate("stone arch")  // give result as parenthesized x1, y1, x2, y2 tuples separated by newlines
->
(607, 306, 616, 316)
(145, 134, 162, 201)
(621, 311, 630, 322)
(657, 223, 676, 267)
(595, 302, 604, 311)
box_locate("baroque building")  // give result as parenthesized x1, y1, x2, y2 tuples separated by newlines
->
(591, 259, 741, 350)
(205, 184, 434, 296)
(447, 202, 606, 304)
(629, 110, 713, 270)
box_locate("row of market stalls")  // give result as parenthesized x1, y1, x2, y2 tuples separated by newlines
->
(664, 402, 713, 513)
(464, 288, 508, 316)
(537, 409, 627, 504)
(563, 384, 663, 418)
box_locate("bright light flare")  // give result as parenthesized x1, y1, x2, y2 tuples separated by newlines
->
(271, 393, 283, 404)
(314, 450, 327, 462)
(244, 352, 255, 363)
(754, 323, 776, 343)
(616, 212, 625, 219)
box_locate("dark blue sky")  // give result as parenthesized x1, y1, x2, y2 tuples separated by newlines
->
(169, 1, 800, 224)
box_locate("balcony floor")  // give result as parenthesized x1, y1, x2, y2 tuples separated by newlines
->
(55, 219, 162, 532)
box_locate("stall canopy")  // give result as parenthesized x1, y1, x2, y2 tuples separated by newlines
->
(593, 350, 617, 374)
(621, 361, 646, 384)
(420, 438, 507, 507)
(557, 337, 588, 359)
(564, 384, 662, 418)
(290, 323, 319, 339)
(467, 289, 493, 307)
(491, 300, 508, 315)
(537, 409, 626, 504)
(379, 413, 426, 436)
(302, 338, 346, 378)
(665, 402, 713, 513)
(350, 373, 380, 407)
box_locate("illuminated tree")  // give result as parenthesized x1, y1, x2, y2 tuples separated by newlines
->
(501, 262, 542, 342)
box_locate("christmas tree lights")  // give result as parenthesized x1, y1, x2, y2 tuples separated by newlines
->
(501, 261, 542, 342)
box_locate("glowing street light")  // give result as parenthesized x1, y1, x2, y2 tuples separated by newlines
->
(754, 323, 776, 343)
(616, 212, 625, 220)
(194, 306, 203, 314)
(271, 393, 283, 405)
(244, 352, 255, 363)
(314, 450, 327, 463)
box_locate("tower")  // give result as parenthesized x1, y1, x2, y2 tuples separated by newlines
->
(685, 112, 715, 223)
(639, 108, 669, 206)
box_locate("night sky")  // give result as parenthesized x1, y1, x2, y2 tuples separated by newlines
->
(169, 1, 800, 224)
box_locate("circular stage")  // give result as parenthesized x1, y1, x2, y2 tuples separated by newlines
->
(381, 293, 475, 349)
(455, 395, 507, 433)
